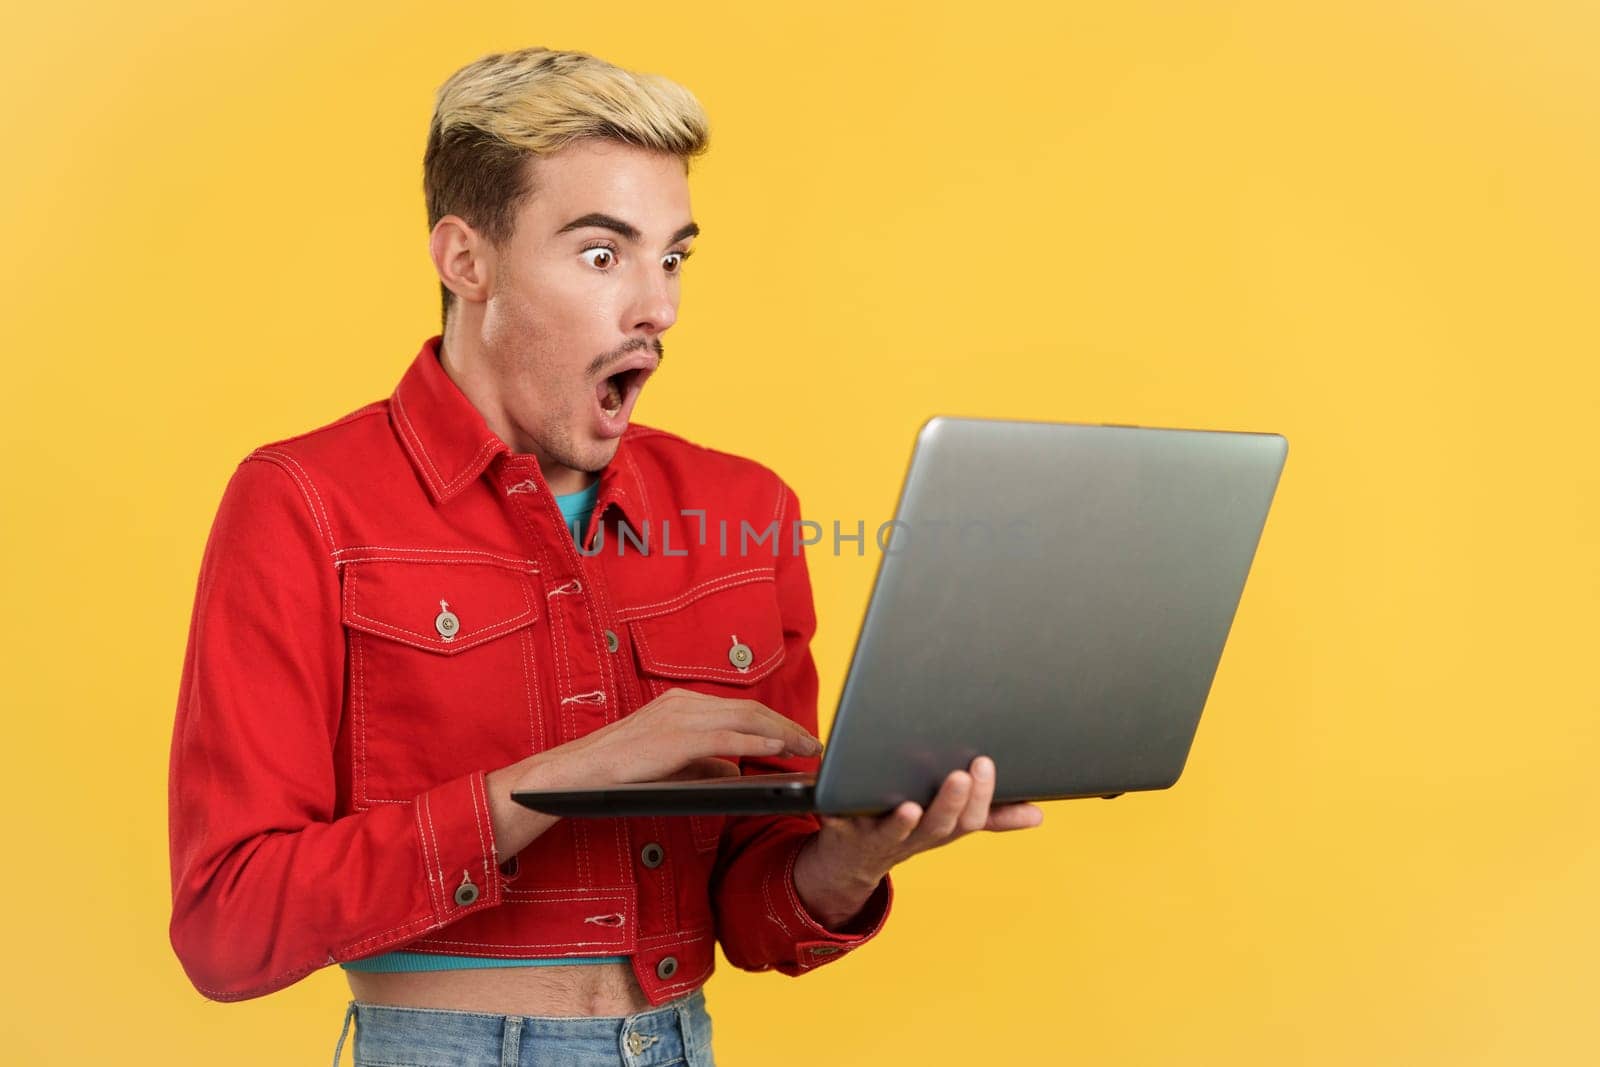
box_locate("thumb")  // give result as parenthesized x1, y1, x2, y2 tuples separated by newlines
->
(667, 757, 743, 781)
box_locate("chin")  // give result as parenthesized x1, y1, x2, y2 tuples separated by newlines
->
(572, 435, 622, 472)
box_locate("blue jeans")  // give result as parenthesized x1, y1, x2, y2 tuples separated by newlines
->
(331, 988, 716, 1067)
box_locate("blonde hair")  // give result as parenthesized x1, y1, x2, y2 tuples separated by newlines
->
(424, 47, 710, 323)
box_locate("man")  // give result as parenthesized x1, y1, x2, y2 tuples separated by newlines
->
(168, 46, 1042, 1065)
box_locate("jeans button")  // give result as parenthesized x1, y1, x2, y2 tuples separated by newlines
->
(604, 628, 619, 653)
(640, 842, 664, 869)
(656, 955, 678, 980)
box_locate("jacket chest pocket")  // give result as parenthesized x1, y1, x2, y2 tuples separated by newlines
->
(341, 557, 541, 806)
(621, 573, 788, 850)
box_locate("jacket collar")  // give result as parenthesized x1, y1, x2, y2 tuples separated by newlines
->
(390, 336, 648, 526)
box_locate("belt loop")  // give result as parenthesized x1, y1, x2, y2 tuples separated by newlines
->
(674, 995, 694, 1063)
(501, 1014, 524, 1067)
(330, 1000, 357, 1066)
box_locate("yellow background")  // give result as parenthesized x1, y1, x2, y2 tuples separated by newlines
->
(3, 1, 1596, 1063)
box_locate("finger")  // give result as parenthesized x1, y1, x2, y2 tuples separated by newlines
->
(683, 697, 822, 756)
(877, 801, 921, 844)
(671, 729, 789, 769)
(985, 803, 1045, 832)
(730, 699, 824, 755)
(913, 771, 972, 844)
(957, 756, 997, 835)
(832, 803, 918, 844)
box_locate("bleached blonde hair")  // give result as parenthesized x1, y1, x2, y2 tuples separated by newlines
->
(424, 47, 710, 323)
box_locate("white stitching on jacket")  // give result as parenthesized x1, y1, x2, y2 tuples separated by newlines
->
(612, 568, 776, 622)
(249, 452, 334, 554)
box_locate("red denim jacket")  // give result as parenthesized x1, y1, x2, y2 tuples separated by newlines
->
(168, 337, 892, 1003)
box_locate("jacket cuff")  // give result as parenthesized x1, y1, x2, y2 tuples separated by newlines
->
(771, 836, 894, 974)
(413, 770, 504, 925)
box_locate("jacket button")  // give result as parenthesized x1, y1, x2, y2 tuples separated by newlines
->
(604, 628, 619, 653)
(656, 956, 679, 980)
(435, 601, 460, 641)
(639, 842, 665, 869)
(453, 872, 479, 907)
(728, 637, 753, 671)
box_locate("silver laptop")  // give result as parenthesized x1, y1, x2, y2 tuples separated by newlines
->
(513, 416, 1287, 817)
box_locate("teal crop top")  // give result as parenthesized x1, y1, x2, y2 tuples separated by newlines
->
(554, 477, 600, 542)
(340, 478, 625, 975)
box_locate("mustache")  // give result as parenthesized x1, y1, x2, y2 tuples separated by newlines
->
(586, 337, 664, 379)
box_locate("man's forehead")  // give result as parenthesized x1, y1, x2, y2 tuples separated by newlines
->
(521, 142, 692, 230)
(530, 155, 687, 188)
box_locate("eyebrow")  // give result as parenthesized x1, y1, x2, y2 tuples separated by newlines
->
(555, 212, 699, 247)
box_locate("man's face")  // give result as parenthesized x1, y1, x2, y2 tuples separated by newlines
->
(476, 138, 696, 486)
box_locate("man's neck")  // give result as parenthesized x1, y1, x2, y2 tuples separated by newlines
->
(437, 316, 597, 496)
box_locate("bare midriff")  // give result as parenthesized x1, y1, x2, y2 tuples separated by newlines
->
(345, 961, 654, 1017)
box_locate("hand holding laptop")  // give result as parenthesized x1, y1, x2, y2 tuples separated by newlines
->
(792, 754, 1045, 929)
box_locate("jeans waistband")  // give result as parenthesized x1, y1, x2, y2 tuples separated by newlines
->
(331, 987, 712, 1067)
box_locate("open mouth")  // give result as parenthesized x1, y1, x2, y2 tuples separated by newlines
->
(592, 361, 654, 437)
(597, 366, 643, 417)
(595, 367, 636, 415)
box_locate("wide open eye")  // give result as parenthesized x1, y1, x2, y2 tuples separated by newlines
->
(580, 247, 616, 270)
(661, 251, 687, 274)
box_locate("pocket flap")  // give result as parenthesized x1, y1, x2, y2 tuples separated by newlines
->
(623, 574, 787, 685)
(341, 559, 539, 655)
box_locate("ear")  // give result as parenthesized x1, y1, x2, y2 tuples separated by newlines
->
(429, 215, 492, 307)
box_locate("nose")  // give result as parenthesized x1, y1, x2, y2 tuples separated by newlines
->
(624, 262, 678, 336)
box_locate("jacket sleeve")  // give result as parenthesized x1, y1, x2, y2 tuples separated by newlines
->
(168, 454, 504, 1002)
(709, 479, 893, 975)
